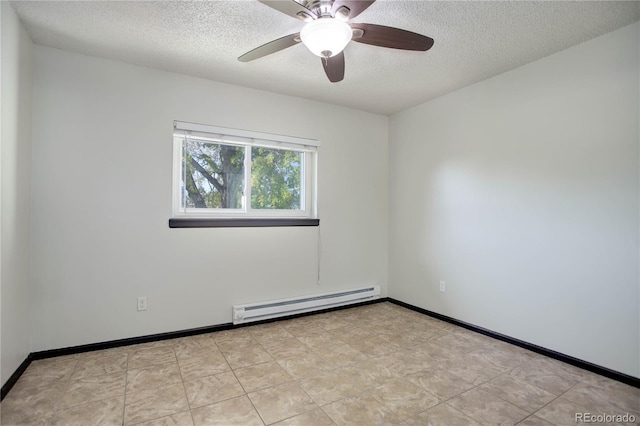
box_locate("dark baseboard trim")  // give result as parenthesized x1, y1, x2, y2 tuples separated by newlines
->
(30, 297, 386, 361)
(1, 297, 387, 401)
(1, 355, 33, 401)
(8, 295, 635, 401)
(388, 298, 640, 389)
(30, 323, 236, 361)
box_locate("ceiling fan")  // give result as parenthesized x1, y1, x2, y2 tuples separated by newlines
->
(238, 0, 434, 83)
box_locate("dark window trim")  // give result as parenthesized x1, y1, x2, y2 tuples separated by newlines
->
(169, 218, 319, 228)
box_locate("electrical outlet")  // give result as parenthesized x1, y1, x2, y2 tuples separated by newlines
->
(439, 281, 446, 292)
(137, 296, 147, 311)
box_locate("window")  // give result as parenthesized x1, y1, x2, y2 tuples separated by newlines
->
(172, 121, 318, 225)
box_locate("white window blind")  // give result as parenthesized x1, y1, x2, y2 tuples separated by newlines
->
(174, 121, 320, 151)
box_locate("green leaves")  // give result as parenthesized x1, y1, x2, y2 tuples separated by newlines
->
(181, 140, 302, 211)
(251, 147, 301, 210)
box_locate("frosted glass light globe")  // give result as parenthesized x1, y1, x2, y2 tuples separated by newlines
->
(300, 18, 352, 59)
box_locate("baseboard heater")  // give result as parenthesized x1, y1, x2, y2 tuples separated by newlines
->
(232, 285, 380, 325)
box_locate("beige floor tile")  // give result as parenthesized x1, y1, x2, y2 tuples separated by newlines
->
(296, 334, 343, 352)
(408, 323, 448, 339)
(248, 381, 317, 425)
(328, 327, 374, 344)
(235, 361, 293, 392)
(468, 346, 527, 370)
(127, 362, 182, 393)
(534, 397, 595, 426)
(190, 395, 264, 426)
(124, 382, 190, 425)
(516, 415, 555, 425)
(71, 352, 128, 380)
(367, 377, 440, 420)
(22, 356, 78, 382)
(404, 403, 481, 426)
(315, 343, 369, 367)
(183, 371, 245, 408)
(376, 349, 438, 376)
(135, 410, 195, 426)
(248, 323, 295, 343)
(0, 409, 55, 426)
(272, 407, 335, 425)
(192, 334, 221, 350)
(406, 367, 475, 400)
(178, 352, 230, 381)
(3, 372, 69, 400)
(378, 330, 434, 349)
(528, 356, 591, 383)
(430, 333, 478, 354)
(128, 346, 177, 369)
(448, 388, 529, 425)
(508, 362, 580, 395)
(0, 378, 68, 425)
(322, 393, 402, 426)
(414, 342, 452, 368)
(440, 323, 466, 333)
(479, 375, 556, 413)
(561, 378, 640, 416)
(61, 371, 126, 408)
(340, 359, 396, 388)
(440, 352, 506, 386)
(311, 314, 351, 331)
(215, 336, 262, 353)
(127, 340, 176, 351)
(280, 322, 327, 337)
(213, 331, 257, 351)
(0, 391, 60, 426)
(3, 302, 633, 426)
(490, 340, 536, 358)
(51, 396, 124, 426)
(173, 340, 220, 361)
(275, 352, 330, 379)
(78, 346, 131, 360)
(455, 331, 497, 350)
(298, 367, 369, 405)
(261, 337, 313, 360)
(220, 344, 273, 369)
(348, 335, 402, 357)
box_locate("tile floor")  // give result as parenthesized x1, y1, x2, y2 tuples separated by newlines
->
(1, 302, 638, 425)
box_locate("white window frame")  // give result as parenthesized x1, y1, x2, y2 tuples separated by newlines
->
(172, 121, 319, 219)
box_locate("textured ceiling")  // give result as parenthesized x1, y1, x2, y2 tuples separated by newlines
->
(11, 0, 640, 115)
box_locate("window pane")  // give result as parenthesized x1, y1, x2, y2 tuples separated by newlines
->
(182, 140, 244, 209)
(251, 147, 302, 210)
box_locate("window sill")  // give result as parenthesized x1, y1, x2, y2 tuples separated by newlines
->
(169, 218, 320, 228)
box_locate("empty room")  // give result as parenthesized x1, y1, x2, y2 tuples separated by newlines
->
(1, 0, 639, 425)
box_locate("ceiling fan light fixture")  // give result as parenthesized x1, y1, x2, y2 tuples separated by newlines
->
(300, 17, 352, 58)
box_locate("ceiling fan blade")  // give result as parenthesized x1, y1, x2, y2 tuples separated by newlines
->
(238, 33, 301, 62)
(259, 0, 317, 21)
(322, 52, 345, 83)
(350, 23, 434, 51)
(332, 0, 375, 19)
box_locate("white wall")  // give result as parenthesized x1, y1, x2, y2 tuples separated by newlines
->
(389, 23, 639, 377)
(30, 46, 388, 351)
(1, 3, 33, 387)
